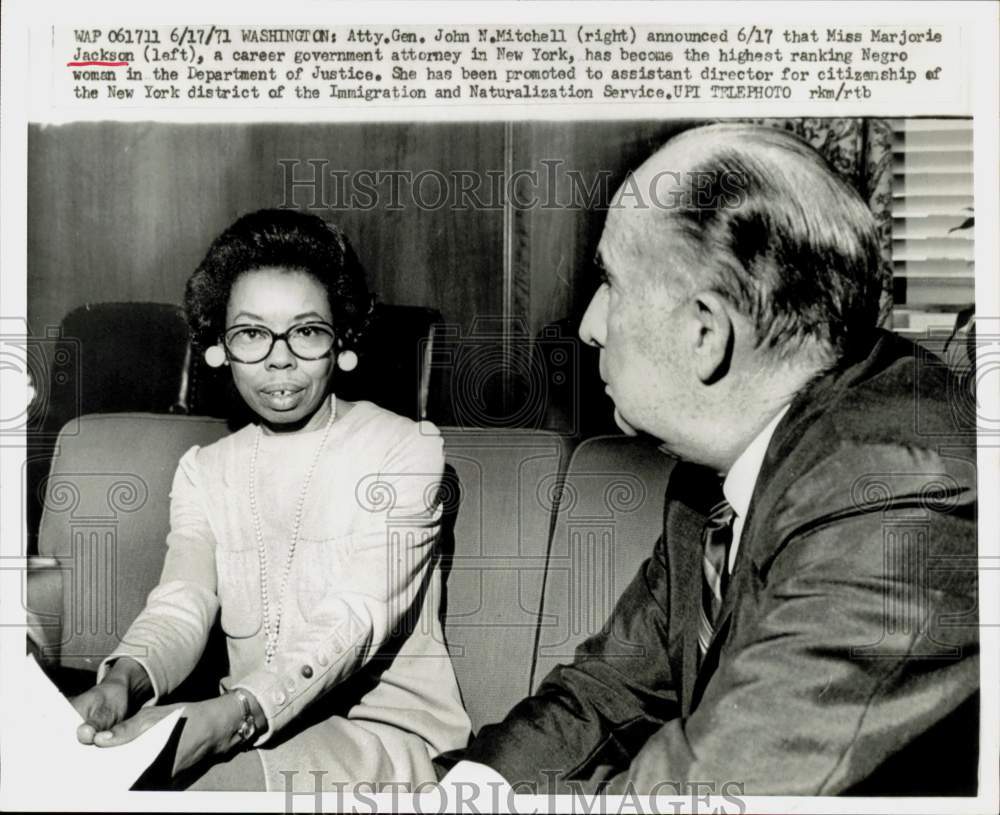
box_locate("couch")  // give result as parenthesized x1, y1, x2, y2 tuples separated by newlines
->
(26, 412, 675, 734)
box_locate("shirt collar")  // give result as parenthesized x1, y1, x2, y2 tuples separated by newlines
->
(722, 404, 791, 521)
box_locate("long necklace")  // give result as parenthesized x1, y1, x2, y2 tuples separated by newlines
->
(248, 397, 336, 663)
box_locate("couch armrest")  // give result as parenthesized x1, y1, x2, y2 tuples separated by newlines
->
(26, 558, 63, 663)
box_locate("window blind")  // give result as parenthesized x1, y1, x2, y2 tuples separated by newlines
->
(889, 118, 975, 336)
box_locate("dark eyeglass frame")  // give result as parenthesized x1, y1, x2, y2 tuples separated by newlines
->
(222, 321, 336, 364)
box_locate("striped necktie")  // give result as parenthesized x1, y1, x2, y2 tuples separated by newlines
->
(697, 497, 736, 663)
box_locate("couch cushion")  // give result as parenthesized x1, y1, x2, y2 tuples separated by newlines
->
(35, 415, 574, 736)
(531, 435, 676, 690)
(37, 413, 229, 670)
(39, 414, 569, 729)
(438, 429, 572, 732)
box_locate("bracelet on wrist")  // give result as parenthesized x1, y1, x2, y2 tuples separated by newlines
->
(232, 689, 257, 744)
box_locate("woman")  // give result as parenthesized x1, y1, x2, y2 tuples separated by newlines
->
(70, 209, 471, 791)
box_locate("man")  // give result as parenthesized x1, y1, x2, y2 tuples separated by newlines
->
(436, 123, 979, 795)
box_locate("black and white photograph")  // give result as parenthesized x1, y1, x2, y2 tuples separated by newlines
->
(1, 3, 997, 813)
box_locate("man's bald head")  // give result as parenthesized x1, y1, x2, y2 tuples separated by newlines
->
(608, 123, 884, 366)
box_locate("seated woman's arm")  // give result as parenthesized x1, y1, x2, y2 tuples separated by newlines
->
(232, 422, 445, 746)
(96, 446, 221, 702)
(73, 446, 257, 771)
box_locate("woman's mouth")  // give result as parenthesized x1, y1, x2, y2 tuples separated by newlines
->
(260, 385, 305, 410)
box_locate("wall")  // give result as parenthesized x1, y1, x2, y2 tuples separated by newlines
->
(27, 119, 695, 435)
(28, 120, 704, 335)
(28, 121, 507, 340)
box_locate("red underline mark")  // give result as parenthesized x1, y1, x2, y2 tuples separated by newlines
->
(67, 61, 130, 67)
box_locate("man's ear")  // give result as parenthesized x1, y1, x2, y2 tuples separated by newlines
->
(690, 290, 734, 384)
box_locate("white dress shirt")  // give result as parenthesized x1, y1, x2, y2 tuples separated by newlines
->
(721, 404, 791, 573)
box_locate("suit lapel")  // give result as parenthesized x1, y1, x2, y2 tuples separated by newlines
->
(688, 417, 797, 705)
(671, 502, 704, 717)
(686, 334, 897, 704)
(738, 330, 899, 572)
(662, 463, 718, 717)
(676, 331, 914, 710)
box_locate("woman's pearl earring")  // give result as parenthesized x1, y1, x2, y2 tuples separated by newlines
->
(204, 345, 227, 368)
(337, 350, 358, 372)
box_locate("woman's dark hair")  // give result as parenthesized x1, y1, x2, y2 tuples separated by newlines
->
(185, 208, 372, 351)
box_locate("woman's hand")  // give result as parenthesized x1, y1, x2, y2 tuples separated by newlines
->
(71, 657, 153, 744)
(169, 695, 246, 776)
(72, 677, 131, 744)
(79, 694, 249, 778)
(84, 701, 186, 747)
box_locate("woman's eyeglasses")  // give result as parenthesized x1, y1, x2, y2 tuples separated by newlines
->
(223, 322, 336, 364)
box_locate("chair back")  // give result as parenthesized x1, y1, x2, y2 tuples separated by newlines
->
(37, 413, 229, 671)
(531, 435, 675, 689)
(438, 428, 572, 731)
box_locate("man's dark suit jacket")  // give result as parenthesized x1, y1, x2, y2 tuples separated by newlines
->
(437, 329, 979, 795)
